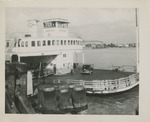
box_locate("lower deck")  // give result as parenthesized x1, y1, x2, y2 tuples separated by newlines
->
(33, 68, 134, 87)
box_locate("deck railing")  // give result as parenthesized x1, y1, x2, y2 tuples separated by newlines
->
(67, 73, 139, 91)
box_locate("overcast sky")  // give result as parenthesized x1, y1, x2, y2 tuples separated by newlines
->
(5, 8, 137, 43)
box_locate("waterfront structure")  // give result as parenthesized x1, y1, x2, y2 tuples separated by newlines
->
(5, 18, 84, 74)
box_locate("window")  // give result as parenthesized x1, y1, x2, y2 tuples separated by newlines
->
(37, 41, 41, 46)
(47, 40, 51, 45)
(68, 40, 70, 45)
(18, 42, 20, 47)
(21, 41, 24, 47)
(79, 41, 81, 45)
(44, 22, 53, 28)
(25, 41, 28, 47)
(74, 40, 75, 45)
(18, 39, 21, 47)
(43, 23, 46, 28)
(76, 40, 78, 45)
(63, 64, 66, 67)
(52, 40, 55, 45)
(43, 40, 46, 46)
(14, 42, 17, 47)
(57, 40, 59, 45)
(6, 42, 9, 47)
(61, 40, 63, 45)
(71, 40, 73, 45)
(31, 41, 35, 47)
(63, 54, 66, 57)
(64, 40, 66, 45)
(52, 22, 56, 27)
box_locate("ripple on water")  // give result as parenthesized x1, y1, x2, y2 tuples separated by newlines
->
(86, 86, 139, 115)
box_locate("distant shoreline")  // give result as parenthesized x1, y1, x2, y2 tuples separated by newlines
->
(83, 47, 136, 50)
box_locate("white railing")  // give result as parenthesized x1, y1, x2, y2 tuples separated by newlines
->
(67, 73, 139, 92)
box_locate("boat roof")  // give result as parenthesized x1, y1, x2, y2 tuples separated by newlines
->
(43, 18, 69, 23)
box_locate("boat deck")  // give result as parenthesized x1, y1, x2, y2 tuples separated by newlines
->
(34, 68, 134, 86)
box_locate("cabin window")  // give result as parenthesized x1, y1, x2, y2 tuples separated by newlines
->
(47, 40, 51, 45)
(44, 22, 54, 28)
(14, 42, 17, 47)
(61, 40, 63, 45)
(43, 40, 46, 46)
(6, 42, 9, 47)
(63, 54, 66, 57)
(37, 41, 41, 46)
(74, 40, 75, 45)
(52, 40, 55, 45)
(57, 40, 59, 45)
(43, 23, 46, 28)
(18, 41, 20, 47)
(44, 22, 49, 28)
(68, 40, 70, 45)
(78, 41, 79, 45)
(75, 40, 77, 45)
(71, 40, 73, 45)
(25, 41, 28, 47)
(64, 40, 66, 45)
(18, 39, 21, 47)
(21, 41, 24, 47)
(52, 22, 56, 27)
(31, 41, 35, 47)
(49, 22, 52, 28)
(76, 40, 78, 45)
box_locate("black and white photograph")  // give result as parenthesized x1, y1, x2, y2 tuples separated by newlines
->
(4, 7, 140, 115)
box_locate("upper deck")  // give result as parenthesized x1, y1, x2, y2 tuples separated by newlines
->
(6, 37, 83, 56)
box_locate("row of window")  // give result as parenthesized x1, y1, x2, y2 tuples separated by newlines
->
(6, 39, 82, 48)
(43, 21, 68, 28)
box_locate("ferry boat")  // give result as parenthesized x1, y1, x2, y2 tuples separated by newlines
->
(5, 18, 84, 76)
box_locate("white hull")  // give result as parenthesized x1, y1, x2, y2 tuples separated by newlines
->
(86, 82, 139, 94)
(67, 73, 139, 95)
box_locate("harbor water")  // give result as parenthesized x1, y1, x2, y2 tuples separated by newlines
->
(79, 48, 138, 115)
(87, 86, 139, 115)
(78, 47, 137, 69)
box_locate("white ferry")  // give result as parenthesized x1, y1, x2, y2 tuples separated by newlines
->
(5, 18, 84, 75)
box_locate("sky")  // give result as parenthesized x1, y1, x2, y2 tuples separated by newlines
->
(5, 8, 137, 43)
